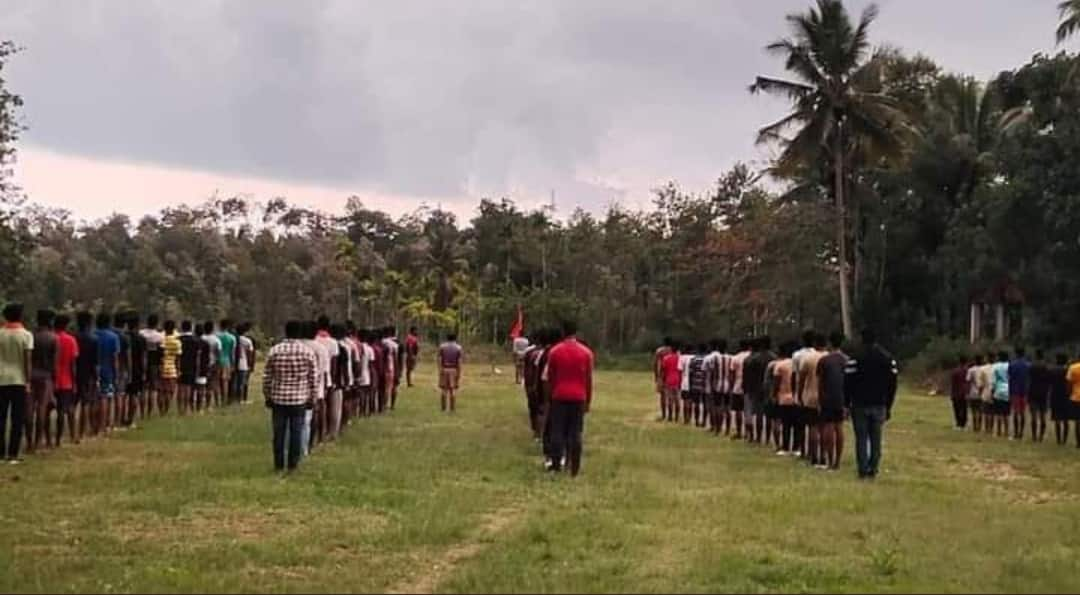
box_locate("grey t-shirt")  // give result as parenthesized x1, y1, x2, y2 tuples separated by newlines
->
(439, 342, 463, 369)
(31, 329, 57, 381)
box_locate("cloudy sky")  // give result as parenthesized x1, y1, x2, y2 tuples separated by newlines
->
(0, 0, 1065, 222)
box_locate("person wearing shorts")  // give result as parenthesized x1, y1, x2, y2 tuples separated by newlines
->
(817, 332, 849, 470)
(771, 342, 798, 455)
(438, 333, 464, 412)
(705, 339, 728, 435)
(990, 352, 1011, 437)
(75, 312, 99, 440)
(112, 312, 131, 431)
(217, 319, 237, 404)
(405, 327, 420, 388)
(742, 337, 774, 444)
(654, 339, 674, 422)
(1068, 354, 1080, 448)
(125, 314, 147, 426)
(160, 321, 184, 414)
(95, 313, 121, 435)
(53, 314, 80, 447)
(977, 354, 996, 435)
(729, 341, 752, 439)
(687, 346, 710, 428)
(29, 309, 57, 453)
(797, 334, 826, 468)
(234, 323, 255, 404)
(201, 322, 222, 407)
(513, 334, 530, 385)
(966, 355, 985, 433)
(1008, 347, 1031, 440)
(1050, 354, 1072, 445)
(140, 314, 164, 416)
(1028, 350, 1051, 443)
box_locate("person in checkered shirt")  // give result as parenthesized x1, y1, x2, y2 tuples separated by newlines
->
(263, 320, 318, 472)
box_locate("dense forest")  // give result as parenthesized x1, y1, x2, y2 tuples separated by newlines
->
(3, 1, 1080, 358)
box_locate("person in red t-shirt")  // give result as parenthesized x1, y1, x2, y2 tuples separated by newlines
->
(52, 314, 80, 446)
(405, 327, 420, 388)
(542, 320, 594, 476)
(659, 344, 682, 423)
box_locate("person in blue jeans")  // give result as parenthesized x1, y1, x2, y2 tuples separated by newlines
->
(263, 320, 318, 473)
(844, 329, 899, 480)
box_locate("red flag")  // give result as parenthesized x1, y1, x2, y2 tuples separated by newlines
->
(509, 305, 524, 339)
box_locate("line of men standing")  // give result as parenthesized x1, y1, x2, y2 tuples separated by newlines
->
(949, 348, 1080, 446)
(520, 321, 595, 477)
(262, 321, 418, 472)
(0, 302, 257, 464)
(653, 329, 899, 480)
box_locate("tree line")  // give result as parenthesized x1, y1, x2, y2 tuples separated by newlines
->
(3, 0, 1080, 357)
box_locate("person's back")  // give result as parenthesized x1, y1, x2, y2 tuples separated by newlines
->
(844, 342, 899, 411)
(950, 364, 969, 401)
(978, 363, 995, 402)
(992, 361, 1010, 402)
(688, 354, 708, 396)
(818, 350, 848, 414)
(31, 323, 57, 385)
(264, 339, 317, 406)
(439, 340, 463, 369)
(95, 322, 120, 394)
(217, 329, 237, 368)
(743, 350, 770, 401)
(1008, 357, 1031, 398)
(731, 349, 751, 396)
(773, 358, 795, 406)
(513, 336, 530, 357)
(1030, 357, 1052, 403)
(547, 337, 594, 402)
(0, 311, 33, 387)
(1067, 358, 1080, 404)
(177, 331, 199, 380)
(798, 349, 825, 408)
(76, 322, 99, 390)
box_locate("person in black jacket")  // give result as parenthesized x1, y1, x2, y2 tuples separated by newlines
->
(844, 329, 899, 480)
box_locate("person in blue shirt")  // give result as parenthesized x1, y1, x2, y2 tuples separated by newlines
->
(1008, 347, 1032, 441)
(94, 313, 121, 435)
(991, 351, 1011, 438)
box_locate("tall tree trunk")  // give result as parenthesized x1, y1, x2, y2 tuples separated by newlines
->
(834, 139, 854, 338)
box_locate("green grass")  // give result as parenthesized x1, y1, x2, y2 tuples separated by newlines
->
(2, 365, 1080, 593)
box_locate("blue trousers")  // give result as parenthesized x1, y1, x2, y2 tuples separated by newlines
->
(271, 404, 306, 470)
(851, 405, 887, 477)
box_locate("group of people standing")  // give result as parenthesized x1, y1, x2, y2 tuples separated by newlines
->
(0, 302, 256, 463)
(262, 321, 421, 472)
(654, 329, 899, 479)
(518, 321, 595, 476)
(948, 348, 1080, 445)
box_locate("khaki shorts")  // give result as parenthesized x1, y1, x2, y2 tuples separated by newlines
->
(439, 367, 460, 390)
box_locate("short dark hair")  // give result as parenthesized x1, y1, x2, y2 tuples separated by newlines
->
(302, 320, 318, 340)
(76, 311, 93, 329)
(1057, 353, 1069, 365)
(126, 313, 140, 330)
(37, 309, 55, 328)
(164, 320, 177, 333)
(1015, 346, 1026, 358)
(147, 314, 160, 327)
(96, 312, 112, 328)
(561, 320, 578, 337)
(998, 351, 1009, 362)
(203, 320, 215, 333)
(975, 354, 985, 365)
(447, 332, 458, 342)
(780, 341, 796, 358)
(801, 329, 816, 347)
(285, 320, 302, 339)
(54, 314, 71, 331)
(317, 315, 331, 330)
(220, 318, 232, 330)
(180, 320, 192, 333)
(409, 326, 417, 334)
(758, 336, 773, 351)
(861, 328, 877, 345)
(813, 333, 827, 349)
(331, 323, 346, 340)
(829, 331, 845, 349)
(3, 303, 24, 323)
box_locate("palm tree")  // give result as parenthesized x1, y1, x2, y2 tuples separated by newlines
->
(1057, 0, 1080, 43)
(750, 0, 914, 336)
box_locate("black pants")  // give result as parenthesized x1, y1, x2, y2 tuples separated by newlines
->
(271, 404, 306, 471)
(0, 385, 26, 459)
(549, 400, 585, 474)
(779, 405, 797, 451)
(951, 398, 968, 428)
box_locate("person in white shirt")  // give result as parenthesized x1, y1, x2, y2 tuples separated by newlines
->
(234, 322, 255, 404)
(200, 321, 223, 408)
(302, 321, 330, 454)
(513, 335, 531, 385)
(678, 347, 693, 425)
(140, 314, 164, 415)
(705, 339, 728, 435)
(358, 330, 374, 416)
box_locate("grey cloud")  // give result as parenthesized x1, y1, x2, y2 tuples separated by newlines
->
(0, 0, 1063, 213)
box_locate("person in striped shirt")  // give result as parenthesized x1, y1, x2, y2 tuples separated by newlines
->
(264, 321, 317, 473)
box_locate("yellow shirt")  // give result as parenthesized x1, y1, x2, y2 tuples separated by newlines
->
(162, 333, 182, 379)
(1068, 363, 1080, 402)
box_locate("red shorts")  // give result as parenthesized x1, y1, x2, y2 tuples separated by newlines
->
(1010, 395, 1028, 414)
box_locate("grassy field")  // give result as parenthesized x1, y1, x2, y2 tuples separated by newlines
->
(2, 363, 1080, 593)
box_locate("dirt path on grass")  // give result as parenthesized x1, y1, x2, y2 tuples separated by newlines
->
(387, 506, 521, 594)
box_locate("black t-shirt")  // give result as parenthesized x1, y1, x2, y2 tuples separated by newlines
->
(76, 330, 99, 382)
(31, 329, 58, 381)
(1049, 365, 1070, 406)
(1029, 362, 1052, 402)
(743, 352, 773, 399)
(818, 351, 848, 411)
(179, 334, 201, 376)
(128, 330, 147, 380)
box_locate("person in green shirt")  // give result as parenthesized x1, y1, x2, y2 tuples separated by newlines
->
(0, 303, 34, 463)
(217, 319, 237, 404)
